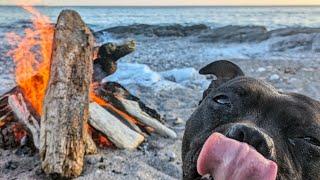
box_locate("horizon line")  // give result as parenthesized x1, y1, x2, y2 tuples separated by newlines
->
(1, 5, 320, 7)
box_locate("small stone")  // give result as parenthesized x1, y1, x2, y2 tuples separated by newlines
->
(112, 169, 122, 174)
(163, 114, 176, 121)
(269, 74, 280, 81)
(284, 67, 296, 74)
(96, 170, 102, 174)
(98, 163, 106, 170)
(288, 78, 298, 84)
(86, 155, 102, 165)
(166, 152, 176, 162)
(149, 141, 166, 150)
(173, 117, 184, 125)
(256, 67, 266, 72)
(99, 157, 104, 163)
(5, 161, 18, 170)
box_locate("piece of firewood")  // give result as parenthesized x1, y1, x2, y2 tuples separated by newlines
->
(118, 98, 177, 139)
(88, 102, 144, 149)
(40, 10, 94, 178)
(98, 82, 163, 122)
(8, 93, 40, 149)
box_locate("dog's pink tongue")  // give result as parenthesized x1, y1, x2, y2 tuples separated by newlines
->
(197, 133, 278, 180)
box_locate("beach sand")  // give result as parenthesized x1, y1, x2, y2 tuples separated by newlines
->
(0, 31, 319, 180)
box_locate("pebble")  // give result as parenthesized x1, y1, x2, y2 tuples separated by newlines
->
(112, 169, 123, 174)
(166, 152, 176, 162)
(98, 163, 106, 170)
(288, 78, 298, 84)
(284, 67, 296, 74)
(173, 117, 184, 125)
(256, 67, 266, 72)
(86, 155, 103, 165)
(149, 141, 166, 150)
(5, 161, 18, 170)
(163, 114, 176, 121)
(269, 74, 280, 81)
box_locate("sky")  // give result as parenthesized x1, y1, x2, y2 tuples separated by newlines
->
(0, 0, 320, 6)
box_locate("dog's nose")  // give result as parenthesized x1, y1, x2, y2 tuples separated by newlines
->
(225, 124, 275, 159)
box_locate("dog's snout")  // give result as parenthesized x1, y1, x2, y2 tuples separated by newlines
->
(225, 124, 276, 159)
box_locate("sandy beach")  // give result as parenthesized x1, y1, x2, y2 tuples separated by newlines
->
(1, 31, 319, 179)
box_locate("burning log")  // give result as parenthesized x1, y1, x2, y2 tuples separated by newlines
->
(89, 102, 144, 149)
(96, 82, 176, 138)
(118, 98, 177, 139)
(40, 10, 94, 178)
(8, 93, 40, 149)
(99, 82, 163, 122)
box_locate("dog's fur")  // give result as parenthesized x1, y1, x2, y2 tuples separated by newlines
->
(182, 60, 320, 180)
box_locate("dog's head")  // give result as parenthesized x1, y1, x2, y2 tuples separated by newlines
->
(182, 60, 320, 180)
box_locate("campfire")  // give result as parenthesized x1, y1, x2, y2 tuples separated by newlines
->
(0, 6, 176, 178)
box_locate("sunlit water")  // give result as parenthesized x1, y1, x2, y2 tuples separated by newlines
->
(0, 6, 320, 31)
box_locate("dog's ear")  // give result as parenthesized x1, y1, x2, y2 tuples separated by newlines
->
(199, 60, 244, 81)
(199, 60, 244, 103)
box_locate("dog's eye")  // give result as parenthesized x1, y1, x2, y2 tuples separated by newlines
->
(302, 137, 320, 147)
(213, 95, 231, 107)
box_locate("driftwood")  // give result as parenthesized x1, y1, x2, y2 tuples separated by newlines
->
(89, 102, 144, 149)
(93, 40, 136, 82)
(40, 10, 94, 178)
(99, 82, 162, 122)
(118, 98, 177, 139)
(8, 93, 40, 149)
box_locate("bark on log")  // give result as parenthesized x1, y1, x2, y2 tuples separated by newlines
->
(40, 10, 94, 178)
(84, 128, 97, 155)
(118, 98, 177, 139)
(88, 102, 144, 149)
(8, 93, 40, 149)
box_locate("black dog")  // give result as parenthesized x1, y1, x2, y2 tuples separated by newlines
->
(182, 60, 320, 180)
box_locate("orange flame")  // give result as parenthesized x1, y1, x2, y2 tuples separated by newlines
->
(6, 6, 54, 115)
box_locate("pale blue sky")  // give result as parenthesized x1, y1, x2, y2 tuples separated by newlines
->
(1, 0, 320, 6)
